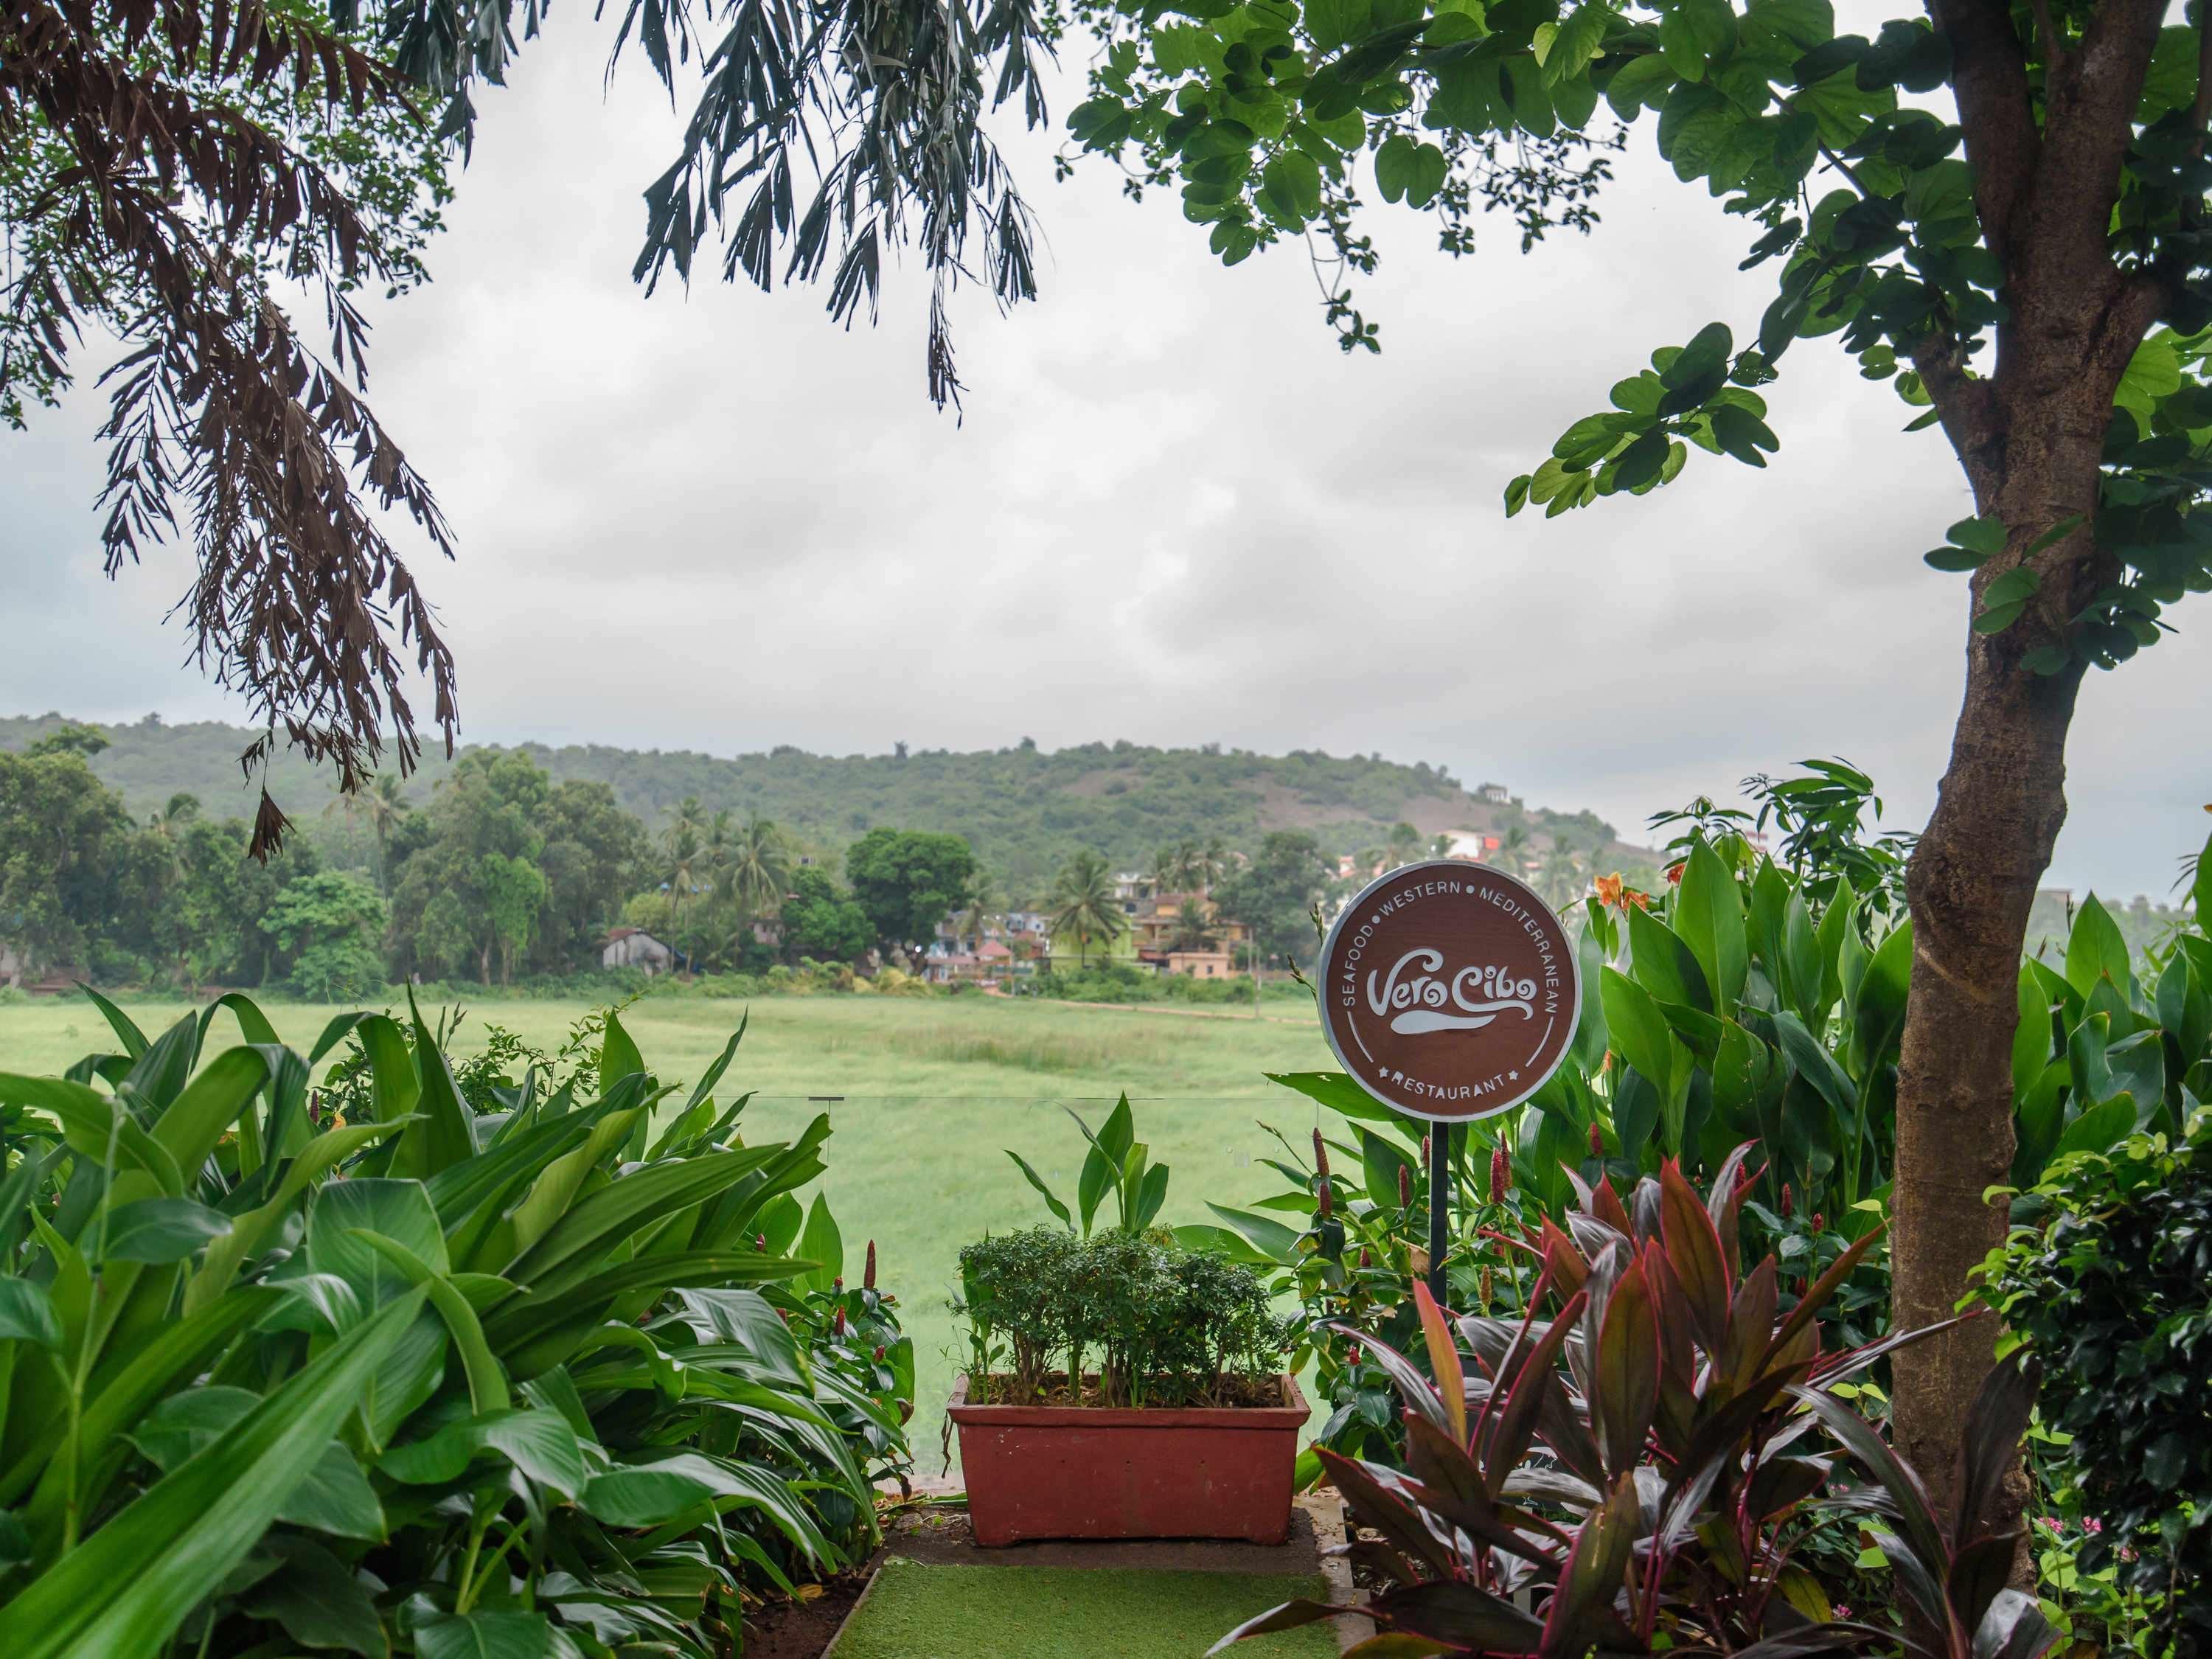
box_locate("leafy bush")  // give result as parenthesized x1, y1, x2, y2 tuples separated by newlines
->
(957, 1227, 1284, 1409)
(1004, 1095, 1171, 1237)
(1214, 1160, 2055, 1659)
(0, 990, 909, 1656)
(1983, 1107, 2212, 1658)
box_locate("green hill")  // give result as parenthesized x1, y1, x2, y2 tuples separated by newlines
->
(0, 714, 1646, 898)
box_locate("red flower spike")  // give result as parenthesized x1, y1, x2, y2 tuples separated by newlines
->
(832, 1277, 844, 1292)
(1812, 1212, 1825, 1234)
(873, 1345, 886, 1363)
(1358, 1248, 1372, 1269)
(1588, 1121, 1604, 1158)
(1312, 1127, 1330, 1181)
(832, 1307, 846, 1335)
(864, 1240, 877, 1290)
(1318, 1178, 1334, 1220)
(1397, 1164, 1413, 1208)
(1781, 1184, 1795, 1220)
(1490, 1144, 1511, 1204)
(754, 1233, 767, 1251)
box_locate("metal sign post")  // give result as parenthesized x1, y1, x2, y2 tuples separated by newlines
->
(1315, 860, 1581, 1311)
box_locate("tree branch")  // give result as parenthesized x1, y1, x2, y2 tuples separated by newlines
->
(1911, 328, 2000, 488)
(1925, 0, 2041, 265)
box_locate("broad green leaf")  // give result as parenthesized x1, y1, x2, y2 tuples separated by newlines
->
(2064, 895, 2132, 1001)
(92, 1197, 231, 1265)
(1601, 967, 1676, 1099)
(1203, 1203, 1303, 1262)
(415, 1610, 552, 1659)
(243, 1536, 387, 1656)
(133, 1388, 383, 1542)
(0, 1279, 61, 1349)
(1674, 839, 1748, 1009)
(796, 1193, 844, 1295)
(310, 1179, 448, 1307)
(0, 1290, 427, 1659)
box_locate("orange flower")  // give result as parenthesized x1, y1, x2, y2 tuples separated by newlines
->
(1593, 873, 1625, 908)
(1665, 861, 1685, 885)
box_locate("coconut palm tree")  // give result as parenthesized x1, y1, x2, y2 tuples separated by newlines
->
(663, 819, 706, 973)
(726, 813, 793, 914)
(1498, 824, 1533, 872)
(1537, 839, 1587, 909)
(1167, 900, 1217, 953)
(323, 773, 410, 890)
(1050, 850, 1126, 969)
(1198, 835, 1232, 892)
(957, 874, 999, 952)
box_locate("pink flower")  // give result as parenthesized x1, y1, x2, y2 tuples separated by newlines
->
(1833, 1606, 1852, 1620)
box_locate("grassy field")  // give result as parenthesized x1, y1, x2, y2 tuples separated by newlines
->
(0, 992, 1344, 1471)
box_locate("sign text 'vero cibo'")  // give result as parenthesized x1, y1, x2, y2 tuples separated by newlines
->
(1318, 860, 1582, 1123)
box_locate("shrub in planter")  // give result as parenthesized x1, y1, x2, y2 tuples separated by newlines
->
(957, 1227, 1284, 1409)
(950, 1228, 1297, 1543)
(0, 991, 908, 1657)
(1982, 1106, 2212, 1658)
(1214, 1158, 2055, 1658)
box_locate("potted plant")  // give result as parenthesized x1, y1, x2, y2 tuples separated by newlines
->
(949, 1225, 1304, 1544)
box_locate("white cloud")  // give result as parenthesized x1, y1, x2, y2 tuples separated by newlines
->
(2, 16, 2205, 898)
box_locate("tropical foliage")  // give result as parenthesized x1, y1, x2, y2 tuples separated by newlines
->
(1194, 804, 2209, 1483)
(1214, 1175, 2051, 1658)
(1983, 1104, 2212, 1658)
(0, 994, 908, 1655)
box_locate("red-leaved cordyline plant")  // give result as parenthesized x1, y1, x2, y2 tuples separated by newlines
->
(1214, 1150, 2056, 1659)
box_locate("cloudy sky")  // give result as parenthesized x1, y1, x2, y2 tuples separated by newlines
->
(4, 18, 2205, 897)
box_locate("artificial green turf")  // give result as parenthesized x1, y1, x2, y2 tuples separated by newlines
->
(827, 1558, 1342, 1658)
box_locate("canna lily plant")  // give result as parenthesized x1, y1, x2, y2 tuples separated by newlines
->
(1214, 1152, 2057, 1659)
(0, 991, 909, 1658)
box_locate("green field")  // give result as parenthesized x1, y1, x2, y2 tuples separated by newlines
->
(0, 992, 1343, 1470)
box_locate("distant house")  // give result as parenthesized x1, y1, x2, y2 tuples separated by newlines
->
(1165, 948, 1234, 979)
(603, 928, 675, 975)
(1475, 782, 1512, 805)
(1125, 891, 1251, 972)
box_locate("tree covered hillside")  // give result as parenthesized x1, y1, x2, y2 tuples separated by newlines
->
(0, 715, 1635, 897)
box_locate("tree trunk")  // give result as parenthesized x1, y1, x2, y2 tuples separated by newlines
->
(1892, 368, 2110, 1527)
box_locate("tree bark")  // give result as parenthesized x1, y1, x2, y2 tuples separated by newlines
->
(1892, 640, 2081, 1500)
(1893, 304, 2121, 1528)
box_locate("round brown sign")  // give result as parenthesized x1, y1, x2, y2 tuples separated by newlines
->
(1318, 859, 1582, 1123)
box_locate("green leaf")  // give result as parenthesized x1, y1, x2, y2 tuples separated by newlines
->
(1606, 52, 1674, 117)
(797, 1192, 844, 1295)
(1203, 1202, 1303, 1262)
(2065, 896, 2132, 1000)
(310, 1178, 448, 1307)
(1923, 546, 1988, 573)
(1946, 515, 2006, 555)
(0, 1279, 62, 1349)
(1980, 567, 2040, 608)
(2053, 1095, 2135, 1159)
(382, 1408, 586, 1498)
(0, 1290, 428, 1659)
(599, 1009, 648, 1093)
(1627, 904, 1711, 1014)
(1708, 402, 1778, 467)
(244, 1536, 387, 1656)
(1602, 967, 1676, 1099)
(414, 1610, 552, 1659)
(1261, 150, 1322, 223)
(92, 1197, 232, 1265)
(1005, 1151, 1073, 1229)
(1674, 839, 1748, 1010)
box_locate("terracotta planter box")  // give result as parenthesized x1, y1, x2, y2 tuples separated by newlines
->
(947, 1373, 1307, 1546)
